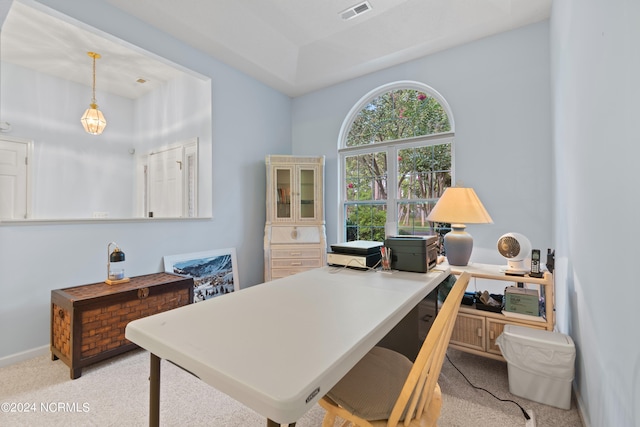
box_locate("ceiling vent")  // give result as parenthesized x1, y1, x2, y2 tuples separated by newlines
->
(340, 1, 372, 20)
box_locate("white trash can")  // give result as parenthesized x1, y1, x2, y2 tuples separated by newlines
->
(496, 324, 575, 410)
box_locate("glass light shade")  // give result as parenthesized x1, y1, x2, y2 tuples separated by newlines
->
(109, 248, 125, 263)
(426, 187, 493, 266)
(80, 104, 107, 135)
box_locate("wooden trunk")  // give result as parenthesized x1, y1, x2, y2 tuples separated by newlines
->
(51, 272, 193, 379)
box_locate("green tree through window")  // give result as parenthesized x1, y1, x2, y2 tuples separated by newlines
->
(347, 89, 450, 146)
(340, 84, 454, 242)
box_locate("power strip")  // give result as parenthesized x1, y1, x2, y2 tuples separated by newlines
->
(525, 409, 537, 427)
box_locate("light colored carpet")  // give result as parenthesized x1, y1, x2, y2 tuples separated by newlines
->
(0, 348, 582, 426)
(440, 349, 583, 427)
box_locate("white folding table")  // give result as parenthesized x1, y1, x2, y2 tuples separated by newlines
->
(125, 265, 450, 426)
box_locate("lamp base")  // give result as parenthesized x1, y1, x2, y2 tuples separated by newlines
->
(444, 224, 473, 266)
(105, 277, 130, 285)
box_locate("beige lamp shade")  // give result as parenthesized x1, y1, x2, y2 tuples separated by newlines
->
(427, 187, 492, 266)
(426, 187, 493, 225)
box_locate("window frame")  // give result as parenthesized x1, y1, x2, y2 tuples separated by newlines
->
(338, 81, 455, 242)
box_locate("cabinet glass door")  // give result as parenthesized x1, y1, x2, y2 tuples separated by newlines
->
(276, 168, 292, 219)
(299, 168, 315, 219)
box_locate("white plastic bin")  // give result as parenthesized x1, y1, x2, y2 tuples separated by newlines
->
(496, 325, 575, 409)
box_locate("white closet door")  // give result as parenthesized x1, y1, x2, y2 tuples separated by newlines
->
(148, 147, 183, 218)
(0, 139, 28, 219)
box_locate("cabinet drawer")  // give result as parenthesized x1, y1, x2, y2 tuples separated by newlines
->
(450, 312, 485, 351)
(271, 248, 321, 259)
(272, 258, 322, 268)
(271, 226, 320, 243)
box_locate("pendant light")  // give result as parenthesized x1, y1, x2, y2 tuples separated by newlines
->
(80, 51, 107, 135)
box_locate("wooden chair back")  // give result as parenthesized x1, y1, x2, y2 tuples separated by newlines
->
(319, 271, 470, 427)
(386, 271, 470, 426)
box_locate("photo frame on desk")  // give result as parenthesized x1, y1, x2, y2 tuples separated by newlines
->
(164, 248, 239, 303)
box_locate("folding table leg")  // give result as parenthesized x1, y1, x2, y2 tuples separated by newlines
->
(150, 353, 161, 427)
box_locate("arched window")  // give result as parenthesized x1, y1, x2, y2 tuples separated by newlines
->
(339, 81, 454, 242)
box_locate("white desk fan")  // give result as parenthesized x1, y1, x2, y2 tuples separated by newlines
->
(497, 232, 531, 275)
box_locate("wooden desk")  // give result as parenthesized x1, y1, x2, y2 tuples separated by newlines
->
(125, 265, 450, 426)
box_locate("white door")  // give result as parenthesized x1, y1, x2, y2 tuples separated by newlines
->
(0, 138, 29, 219)
(148, 147, 183, 217)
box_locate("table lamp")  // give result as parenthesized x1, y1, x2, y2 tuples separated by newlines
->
(426, 187, 493, 266)
(105, 242, 130, 285)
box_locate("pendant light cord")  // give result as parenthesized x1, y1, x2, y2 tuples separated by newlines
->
(90, 52, 98, 106)
(92, 55, 96, 104)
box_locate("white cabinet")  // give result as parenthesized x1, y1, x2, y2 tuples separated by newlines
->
(264, 155, 326, 281)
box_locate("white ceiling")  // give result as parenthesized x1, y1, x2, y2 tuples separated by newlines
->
(1, 0, 552, 99)
(1, 1, 188, 100)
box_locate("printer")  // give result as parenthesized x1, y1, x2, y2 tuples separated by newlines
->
(384, 235, 439, 273)
(328, 240, 383, 269)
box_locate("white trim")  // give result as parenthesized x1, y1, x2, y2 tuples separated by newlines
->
(135, 154, 149, 218)
(182, 138, 199, 218)
(573, 385, 591, 427)
(0, 216, 213, 225)
(0, 135, 33, 219)
(336, 81, 455, 242)
(338, 131, 455, 154)
(0, 345, 48, 368)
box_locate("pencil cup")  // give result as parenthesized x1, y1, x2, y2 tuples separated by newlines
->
(381, 247, 392, 270)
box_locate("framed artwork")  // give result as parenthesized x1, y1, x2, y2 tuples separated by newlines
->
(164, 248, 239, 302)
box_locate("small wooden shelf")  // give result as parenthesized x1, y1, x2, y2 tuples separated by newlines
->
(443, 262, 554, 361)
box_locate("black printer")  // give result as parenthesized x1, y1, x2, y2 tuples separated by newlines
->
(384, 235, 439, 273)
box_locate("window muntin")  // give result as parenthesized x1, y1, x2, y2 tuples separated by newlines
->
(345, 152, 387, 202)
(340, 82, 454, 242)
(396, 144, 451, 236)
(398, 145, 451, 200)
(345, 203, 387, 242)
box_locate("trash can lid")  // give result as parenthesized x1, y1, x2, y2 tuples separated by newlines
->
(502, 324, 575, 351)
(497, 325, 576, 379)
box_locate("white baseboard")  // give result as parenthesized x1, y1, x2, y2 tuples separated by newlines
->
(0, 345, 49, 368)
(573, 384, 590, 427)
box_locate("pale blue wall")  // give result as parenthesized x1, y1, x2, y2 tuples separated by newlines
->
(292, 22, 553, 268)
(0, 0, 291, 360)
(551, 0, 640, 426)
(4, 6, 636, 426)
